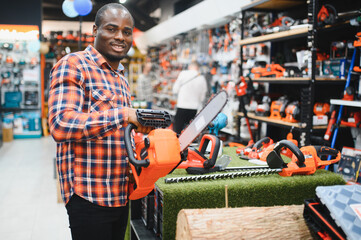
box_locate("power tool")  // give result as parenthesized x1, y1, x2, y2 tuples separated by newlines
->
(244, 137, 274, 162)
(283, 101, 300, 123)
(269, 96, 288, 120)
(255, 95, 271, 116)
(317, 4, 338, 26)
(313, 103, 330, 116)
(164, 140, 340, 183)
(251, 63, 285, 78)
(124, 91, 228, 200)
(208, 112, 227, 136)
(235, 76, 254, 142)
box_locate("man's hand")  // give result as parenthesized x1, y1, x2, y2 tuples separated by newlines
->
(127, 108, 154, 134)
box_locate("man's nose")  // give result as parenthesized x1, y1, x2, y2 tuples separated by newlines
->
(114, 30, 124, 40)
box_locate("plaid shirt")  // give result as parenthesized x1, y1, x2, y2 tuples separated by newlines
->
(48, 45, 132, 207)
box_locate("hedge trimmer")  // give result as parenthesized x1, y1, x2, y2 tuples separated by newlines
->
(164, 140, 341, 183)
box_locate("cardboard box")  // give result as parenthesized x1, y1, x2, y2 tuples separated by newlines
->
(2, 127, 13, 142)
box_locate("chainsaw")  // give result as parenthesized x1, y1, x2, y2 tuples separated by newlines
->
(124, 91, 228, 200)
(164, 140, 341, 183)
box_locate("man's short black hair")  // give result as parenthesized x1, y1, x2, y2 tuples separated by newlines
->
(95, 3, 134, 27)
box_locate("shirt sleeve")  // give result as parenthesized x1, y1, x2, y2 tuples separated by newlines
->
(172, 72, 183, 95)
(48, 59, 129, 142)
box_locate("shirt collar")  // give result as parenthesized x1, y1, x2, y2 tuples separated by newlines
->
(85, 45, 124, 73)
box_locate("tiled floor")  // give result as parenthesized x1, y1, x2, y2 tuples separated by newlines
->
(0, 136, 71, 240)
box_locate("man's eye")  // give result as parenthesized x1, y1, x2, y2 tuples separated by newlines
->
(124, 31, 132, 36)
(108, 28, 116, 32)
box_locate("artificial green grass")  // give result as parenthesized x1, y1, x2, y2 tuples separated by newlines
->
(155, 147, 346, 240)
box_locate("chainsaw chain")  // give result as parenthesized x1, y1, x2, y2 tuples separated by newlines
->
(164, 168, 282, 183)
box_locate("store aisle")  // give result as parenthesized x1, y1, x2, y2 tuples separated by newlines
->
(0, 136, 71, 240)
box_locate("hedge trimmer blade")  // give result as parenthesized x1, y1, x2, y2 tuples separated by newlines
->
(164, 168, 282, 183)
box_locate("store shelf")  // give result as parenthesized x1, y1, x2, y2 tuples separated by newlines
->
(240, 112, 327, 130)
(1, 107, 41, 112)
(239, 26, 309, 46)
(330, 99, 361, 108)
(251, 76, 346, 83)
(242, 0, 305, 11)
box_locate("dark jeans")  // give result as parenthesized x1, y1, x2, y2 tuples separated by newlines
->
(173, 108, 197, 134)
(65, 194, 129, 240)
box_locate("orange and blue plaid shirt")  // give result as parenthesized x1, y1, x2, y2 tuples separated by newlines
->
(48, 45, 131, 207)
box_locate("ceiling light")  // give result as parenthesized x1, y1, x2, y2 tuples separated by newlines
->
(119, 0, 127, 3)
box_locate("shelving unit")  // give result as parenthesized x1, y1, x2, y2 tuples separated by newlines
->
(237, 0, 316, 145)
(237, 0, 360, 146)
(0, 24, 42, 139)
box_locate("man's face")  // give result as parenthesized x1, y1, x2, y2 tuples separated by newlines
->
(93, 8, 133, 65)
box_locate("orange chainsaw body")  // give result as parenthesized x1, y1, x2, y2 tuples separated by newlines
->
(129, 129, 181, 200)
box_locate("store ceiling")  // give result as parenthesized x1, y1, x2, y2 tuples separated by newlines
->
(42, 0, 161, 31)
(42, 0, 202, 32)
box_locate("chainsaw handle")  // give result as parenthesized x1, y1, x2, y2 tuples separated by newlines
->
(267, 140, 304, 169)
(136, 109, 171, 128)
(124, 123, 150, 168)
(199, 134, 220, 169)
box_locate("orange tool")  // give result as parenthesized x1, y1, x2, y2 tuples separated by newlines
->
(164, 142, 341, 183)
(266, 140, 341, 177)
(282, 101, 300, 123)
(317, 4, 337, 26)
(259, 132, 298, 162)
(235, 76, 254, 142)
(324, 109, 336, 141)
(236, 140, 254, 156)
(340, 111, 361, 128)
(269, 97, 288, 120)
(314, 103, 330, 116)
(247, 137, 274, 160)
(177, 134, 220, 172)
(251, 64, 285, 78)
(208, 29, 213, 55)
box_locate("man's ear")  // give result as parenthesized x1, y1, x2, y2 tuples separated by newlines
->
(92, 24, 97, 37)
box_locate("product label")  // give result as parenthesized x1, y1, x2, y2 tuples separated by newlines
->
(350, 203, 361, 221)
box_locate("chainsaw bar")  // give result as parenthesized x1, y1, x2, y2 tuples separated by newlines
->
(164, 168, 282, 183)
(178, 91, 228, 152)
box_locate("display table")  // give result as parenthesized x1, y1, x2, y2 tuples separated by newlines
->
(132, 147, 345, 240)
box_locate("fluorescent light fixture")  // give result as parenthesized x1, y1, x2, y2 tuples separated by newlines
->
(119, 0, 127, 3)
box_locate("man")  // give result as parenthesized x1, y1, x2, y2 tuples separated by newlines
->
(48, 3, 152, 240)
(172, 61, 208, 134)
